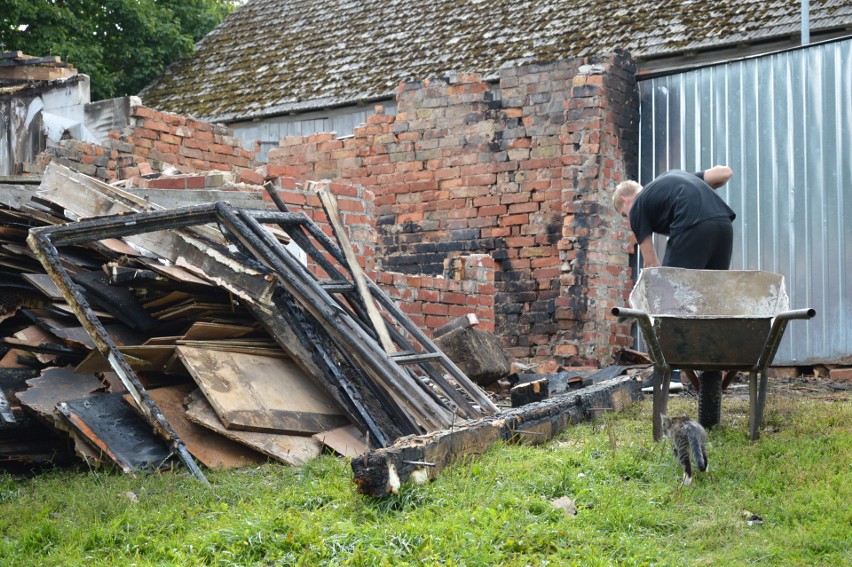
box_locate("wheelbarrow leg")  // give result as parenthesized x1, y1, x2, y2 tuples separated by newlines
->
(652, 367, 673, 441)
(749, 371, 769, 440)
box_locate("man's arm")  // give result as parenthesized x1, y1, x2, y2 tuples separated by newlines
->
(638, 235, 660, 268)
(702, 165, 733, 189)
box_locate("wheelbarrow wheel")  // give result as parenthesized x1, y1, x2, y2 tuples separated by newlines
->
(698, 371, 723, 428)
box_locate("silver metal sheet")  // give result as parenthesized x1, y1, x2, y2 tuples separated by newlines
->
(638, 38, 852, 365)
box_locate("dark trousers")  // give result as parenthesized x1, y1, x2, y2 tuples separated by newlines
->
(663, 218, 733, 270)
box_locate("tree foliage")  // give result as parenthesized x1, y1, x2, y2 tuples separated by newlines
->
(0, 0, 238, 100)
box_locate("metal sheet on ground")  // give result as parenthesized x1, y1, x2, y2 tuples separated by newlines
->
(125, 384, 266, 470)
(184, 390, 322, 466)
(57, 392, 172, 473)
(176, 346, 348, 434)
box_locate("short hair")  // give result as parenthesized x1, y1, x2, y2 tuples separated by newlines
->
(612, 180, 642, 213)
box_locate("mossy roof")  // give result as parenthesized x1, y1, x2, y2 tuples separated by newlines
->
(139, 0, 852, 122)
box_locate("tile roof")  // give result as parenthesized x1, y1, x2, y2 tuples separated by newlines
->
(140, 0, 852, 122)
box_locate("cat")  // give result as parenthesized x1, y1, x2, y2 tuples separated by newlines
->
(661, 414, 708, 485)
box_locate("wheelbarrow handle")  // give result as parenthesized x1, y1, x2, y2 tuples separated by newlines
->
(752, 308, 816, 371)
(611, 307, 669, 371)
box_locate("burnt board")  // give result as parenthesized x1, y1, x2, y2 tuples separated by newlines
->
(176, 346, 348, 434)
(57, 392, 173, 473)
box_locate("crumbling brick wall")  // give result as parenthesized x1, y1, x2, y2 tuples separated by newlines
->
(24, 52, 638, 368)
(266, 52, 639, 366)
(26, 105, 257, 182)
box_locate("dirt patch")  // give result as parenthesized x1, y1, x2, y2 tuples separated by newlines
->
(683, 372, 851, 403)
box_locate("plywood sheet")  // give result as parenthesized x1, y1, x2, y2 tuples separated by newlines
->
(313, 425, 368, 458)
(184, 390, 321, 466)
(17, 367, 103, 418)
(179, 322, 256, 341)
(22, 273, 64, 300)
(75, 345, 176, 373)
(124, 384, 266, 470)
(176, 346, 348, 434)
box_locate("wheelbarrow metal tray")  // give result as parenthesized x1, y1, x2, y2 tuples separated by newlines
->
(653, 316, 771, 370)
(629, 268, 790, 370)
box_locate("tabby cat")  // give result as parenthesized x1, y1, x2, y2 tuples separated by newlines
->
(661, 414, 708, 485)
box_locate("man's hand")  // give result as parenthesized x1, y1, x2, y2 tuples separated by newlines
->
(703, 165, 733, 189)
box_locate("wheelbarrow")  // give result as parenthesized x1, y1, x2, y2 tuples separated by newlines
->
(612, 267, 815, 441)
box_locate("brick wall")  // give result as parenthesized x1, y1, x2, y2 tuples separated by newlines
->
(267, 52, 639, 366)
(26, 53, 639, 368)
(27, 105, 257, 182)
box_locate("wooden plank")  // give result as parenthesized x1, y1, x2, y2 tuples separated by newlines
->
(179, 322, 256, 341)
(0, 65, 76, 81)
(184, 389, 322, 466)
(176, 346, 349, 434)
(36, 163, 274, 302)
(126, 188, 265, 209)
(124, 385, 266, 469)
(316, 184, 396, 353)
(135, 258, 212, 286)
(313, 425, 368, 458)
(75, 346, 176, 373)
(16, 367, 103, 420)
(21, 273, 64, 300)
(57, 393, 173, 474)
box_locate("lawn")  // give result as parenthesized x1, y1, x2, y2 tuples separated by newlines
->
(1, 383, 849, 566)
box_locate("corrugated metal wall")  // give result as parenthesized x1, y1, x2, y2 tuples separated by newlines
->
(637, 38, 852, 366)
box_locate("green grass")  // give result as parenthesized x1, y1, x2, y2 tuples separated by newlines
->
(1, 391, 849, 566)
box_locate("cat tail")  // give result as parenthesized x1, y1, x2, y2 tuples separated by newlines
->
(688, 432, 707, 472)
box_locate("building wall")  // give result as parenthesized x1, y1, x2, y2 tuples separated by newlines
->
(265, 52, 639, 365)
(24, 53, 640, 368)
(25, 104, 257, 182)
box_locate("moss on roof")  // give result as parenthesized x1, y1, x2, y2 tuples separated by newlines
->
(140, 0, 852, 121)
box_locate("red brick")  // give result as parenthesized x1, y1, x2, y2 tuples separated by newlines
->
(829, 367, 852, 382)
(185, 176, 207, 189)
(236, 168, 265, 186)
(149, 177, 186, 190)
(144, 119, 171, 133)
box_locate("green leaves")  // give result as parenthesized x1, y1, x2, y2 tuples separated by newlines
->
(0, 0, 237, 100)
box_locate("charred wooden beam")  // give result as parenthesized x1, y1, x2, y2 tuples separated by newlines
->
(219, 205, 452, 433)
(351, 376, 640, 498)
(510, 378, 549, 407)
(248, 207, 499, 416)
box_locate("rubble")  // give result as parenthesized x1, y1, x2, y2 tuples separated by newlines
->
(0, 163, 502, 480)
(1, 162, 639, 488)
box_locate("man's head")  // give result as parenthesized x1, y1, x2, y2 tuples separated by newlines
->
(612, 180, 642, 218)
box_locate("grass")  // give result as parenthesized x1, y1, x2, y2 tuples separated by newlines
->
(0, 390, 849, 566)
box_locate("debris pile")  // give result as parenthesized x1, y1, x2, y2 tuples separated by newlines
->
(0, 163, 499, 479)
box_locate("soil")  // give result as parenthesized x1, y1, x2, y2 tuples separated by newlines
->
(675, 370, 852, 403)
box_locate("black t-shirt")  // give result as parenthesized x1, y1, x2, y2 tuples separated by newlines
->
(629, 170, 736, 243)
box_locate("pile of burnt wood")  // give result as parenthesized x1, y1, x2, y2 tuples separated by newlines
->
(0, 163, 500, 481)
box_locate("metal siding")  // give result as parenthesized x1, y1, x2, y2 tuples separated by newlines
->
(638, 39, 852, 365)
(229, 102, 397, 161)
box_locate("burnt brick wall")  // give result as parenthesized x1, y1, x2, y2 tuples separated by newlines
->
(266, 52, 639, 366)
